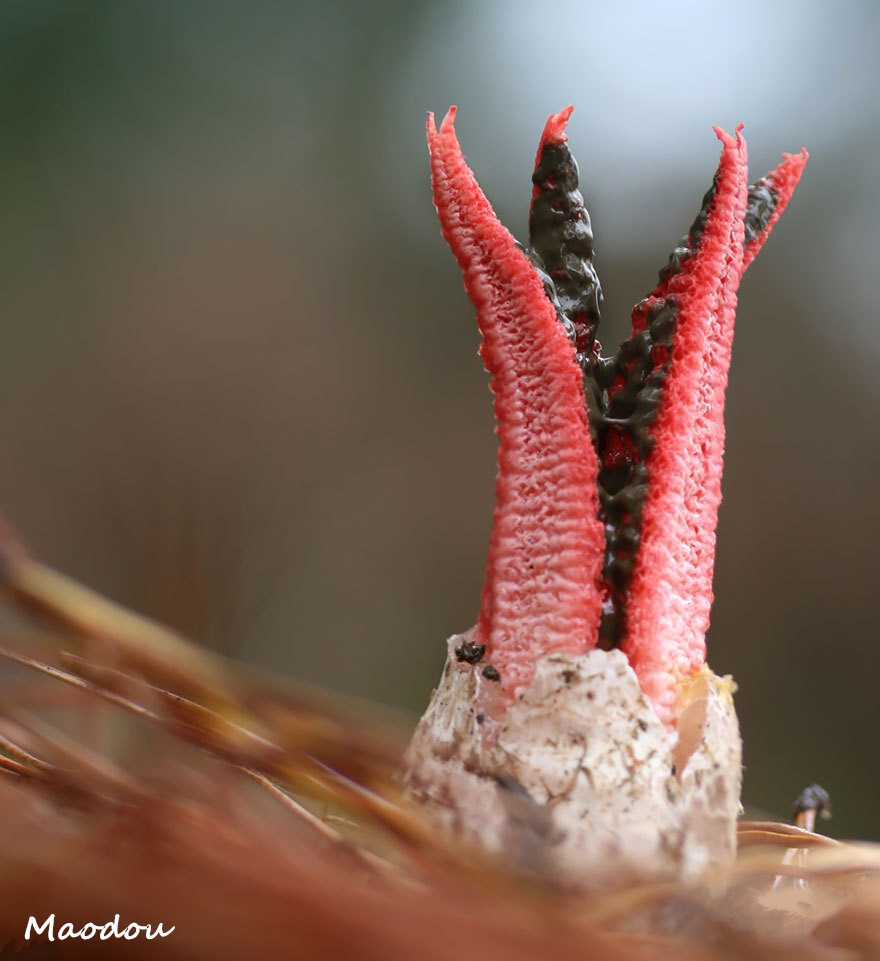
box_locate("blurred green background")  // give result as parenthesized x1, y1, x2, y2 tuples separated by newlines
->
(0, 1, 877, 838)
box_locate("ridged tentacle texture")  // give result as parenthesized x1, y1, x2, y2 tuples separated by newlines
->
(743, 149, 810, 269)
(427, 109, 605, 702)
(621, 128, 748, 721)
(621, 136, 808, 722)
(428, 107, 807, 725)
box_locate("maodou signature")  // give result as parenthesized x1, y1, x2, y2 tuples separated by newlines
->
(25, 913, 174, 942)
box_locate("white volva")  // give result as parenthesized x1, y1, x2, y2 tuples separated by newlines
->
(403, 630, 741, 887)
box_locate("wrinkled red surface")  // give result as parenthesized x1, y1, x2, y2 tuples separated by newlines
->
(743, 149, 809, 270)
(429, 107, 807, 724)
(621, 135, 809, 722)
(621, 127, 749, 722)
(427, 108, 604, 703)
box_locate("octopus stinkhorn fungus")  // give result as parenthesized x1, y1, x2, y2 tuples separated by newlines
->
(404, 107, 807, 886)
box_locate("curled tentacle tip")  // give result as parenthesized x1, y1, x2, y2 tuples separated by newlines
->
(712, 124, 746, 149)
(773, 148, 810, 187)
(439, 105, 458, 131)
(427, 107, 459, 149)
(541, 105, 575, 145)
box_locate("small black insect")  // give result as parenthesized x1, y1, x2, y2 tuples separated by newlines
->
(455, 640, 486, 664)
(481, 664, 500, 682)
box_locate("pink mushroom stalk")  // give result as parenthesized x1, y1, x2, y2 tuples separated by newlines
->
(427, 106, 807, 725)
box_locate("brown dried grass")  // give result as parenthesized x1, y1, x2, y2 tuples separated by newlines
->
(0, 534, 878, 960)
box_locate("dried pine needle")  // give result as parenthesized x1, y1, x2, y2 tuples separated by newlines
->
(1, 537, 879, 959)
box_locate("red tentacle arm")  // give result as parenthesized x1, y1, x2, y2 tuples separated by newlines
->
(743, 148, 809, 270)
(621, 127, 749, 723)
(427, 108, 605, 702)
